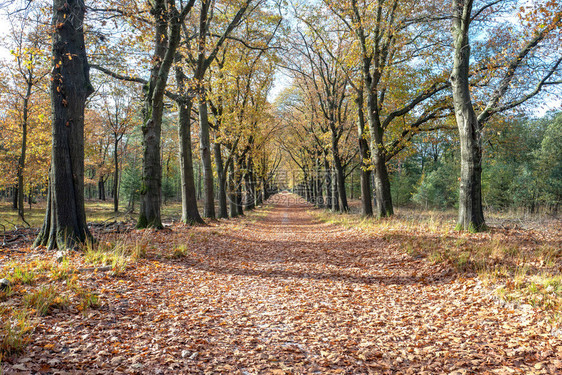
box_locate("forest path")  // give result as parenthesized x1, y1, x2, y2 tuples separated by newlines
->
(6, 195, 561, 374)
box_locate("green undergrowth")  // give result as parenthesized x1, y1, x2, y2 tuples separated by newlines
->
(0, 239, 141, 360)
(313, 208, 562, 317)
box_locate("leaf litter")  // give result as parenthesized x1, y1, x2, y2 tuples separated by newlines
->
(1, 199, 561, 374)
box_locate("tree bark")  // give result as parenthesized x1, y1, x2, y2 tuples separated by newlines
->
(17, 84, 31, 222)
(331, 167, 340, 211)
(324, 158, 331, 209)
(228, 162, 238, 218)
(12, 185, 18, 210)
(138, 1, 184, 229)
(356, 93, 373, 216)
(366, 90, 394, 217)
(199, 98, 216, 219)
(113, 136, 119, 212)
(178, 100, 204, 224)
(98, 177, 106, 201)
(332, 137, 348, 212)
(34, 0, 94, 250)
(451, 0, 486, 231)
(245, 155, 256, 211)
(214, 142, 228, 218)
(235, 157, 245, 216)
(315, 158, 324, 208)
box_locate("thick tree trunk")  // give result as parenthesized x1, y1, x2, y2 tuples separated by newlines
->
(98, 177, 106, 201)
(138, 2, 183, 229)
(366, 91, 393, 217)
(332, 139, 348, 212)
(451, 0, 486, 231)
(178, 100, 204, 224)
(34, 0, 93, 250)
(245, 156, 256, 211)
(214, 142, 228, 218)
(360, 169, 372, 216)
(350, 172, 354, 200)
(356, 93, 373, 216)
(331, 168, 340, 211)
(199, 99, 216, 219)
(236, 182, 244, 216)
(310, 175, 316, 204)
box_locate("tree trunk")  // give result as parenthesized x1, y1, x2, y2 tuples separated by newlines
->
(138, 2, 183, 229)
(235, 159, 244, 216)
(356, 93, 373, 216)
(199, 98, 216, 219)
(98, 177, 106, 201)
(214, 142, 228, 218)
(113, 136, 119, 212)
(332, 138, 348, 212)
(331, 168, 340, 211)
(350, 172, 354, 200)
(12, 185, 18, 210)
(316, 159, 324, 208)
(245, 155, 256, 211)
(17, 87, 31, 222)
(451, 0, 486, 231)
(34, 0, 93, 250)
(197, 162, 202, 200)
(324, 158, 331, 209)
(178, 100, 204, 224)
(228, 162, 238, 218)
(262, 176, 269, 202)
(366, 90, 393, 217)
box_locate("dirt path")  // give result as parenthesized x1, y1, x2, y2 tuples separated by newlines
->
(4, 196, 562, 374)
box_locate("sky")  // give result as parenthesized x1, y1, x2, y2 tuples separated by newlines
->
(0, 13, 10, 58)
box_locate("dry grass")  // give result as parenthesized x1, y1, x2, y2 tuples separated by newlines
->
(314, 205, 562, 316)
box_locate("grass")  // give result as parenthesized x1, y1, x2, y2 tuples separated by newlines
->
(72, 284, 100, 313)
(0, 200, 185, 230)
(0, 200, 271, 230)
(314, 205, 562, 316)
(83, 241, 131, 275)
(23, 286, 69, 316)
(168, 245, 189, 259)
(243, 205, 272, 222)
(81, 233, 150, 275)
(0, 309, 34, 361)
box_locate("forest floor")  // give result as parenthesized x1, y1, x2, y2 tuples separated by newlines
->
(1, 193, 562, 374)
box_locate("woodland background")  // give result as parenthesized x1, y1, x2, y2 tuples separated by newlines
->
(0, 0, 559, 230)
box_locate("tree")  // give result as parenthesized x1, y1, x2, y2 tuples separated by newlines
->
(324, 0, 453, 217)
(450, 0, 561, 231)
(286, 24, 353, 212)
(187, 0, 256, 219)
(101, 83, 138, 212)
(207, 12, 281, 217)
(0, 7, 49, 223)
(34, 0, 94, 250)
(136, 0, 195, 229)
